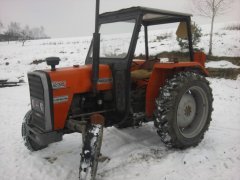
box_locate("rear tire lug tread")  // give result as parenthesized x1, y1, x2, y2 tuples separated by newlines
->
(154, 72, 213, 149)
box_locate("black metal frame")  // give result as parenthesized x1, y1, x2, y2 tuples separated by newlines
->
(26, 124, 62, 146)
(85, 6, 194, 121)
(86, 6, 194, 64)
(144, 25, 149, 60)
(92, 0, 100, 94)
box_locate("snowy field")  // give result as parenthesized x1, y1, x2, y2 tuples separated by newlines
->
(0, 78, 239, 180)
(206, 60, 240, 69)
(0, 22, 239, 82)
(0, 22, 240, 180)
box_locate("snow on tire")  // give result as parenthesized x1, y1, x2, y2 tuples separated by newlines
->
(154, 71, 213, 149)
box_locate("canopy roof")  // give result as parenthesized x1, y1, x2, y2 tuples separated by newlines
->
(99, 6, 192, 25)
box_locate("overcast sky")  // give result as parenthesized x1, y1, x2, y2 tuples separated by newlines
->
(0, 0, 239, 38)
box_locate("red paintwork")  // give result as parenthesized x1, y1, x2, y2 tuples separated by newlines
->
(194, 51, 207, 67)
(132, 52, 208, 117)
(45, 52, 207, 129)
(45, 64, 112, 130)
(145, 61, 208, 117)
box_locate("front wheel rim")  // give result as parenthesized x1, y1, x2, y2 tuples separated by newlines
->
(177, 86, 209, 138)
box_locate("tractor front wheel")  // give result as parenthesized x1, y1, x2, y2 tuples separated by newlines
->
(79, 124, 103, 180)
(154, 72, 213, 148)
(21, 110, 47, 151)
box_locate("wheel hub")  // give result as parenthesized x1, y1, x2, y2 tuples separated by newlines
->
(177, 93, 196, 128)
(184, 105, 192, 116)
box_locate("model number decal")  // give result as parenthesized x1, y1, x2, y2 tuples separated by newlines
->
(54, 95, 68, 104)
(52, 81, 66, 89)
(97, 78, 113, 84)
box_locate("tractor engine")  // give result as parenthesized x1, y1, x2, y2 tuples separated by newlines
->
(68, 90, 114, 123)
(26, 60, 113, 146)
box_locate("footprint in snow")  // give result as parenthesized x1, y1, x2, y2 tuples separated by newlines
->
(44, 156, 58, 164)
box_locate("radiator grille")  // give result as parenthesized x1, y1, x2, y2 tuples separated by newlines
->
(28, 75, 44, 100)
(28, 74, 45, 130)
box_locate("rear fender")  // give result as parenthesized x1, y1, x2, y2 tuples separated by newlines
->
(194, 51, 207, 67)
(145, 62, 208, 117)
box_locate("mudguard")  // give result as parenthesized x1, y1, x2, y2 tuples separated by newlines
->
(146, 61, 208, 117)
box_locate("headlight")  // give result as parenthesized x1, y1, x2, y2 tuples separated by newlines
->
(39, 102, 44, 113)
(31, 98, 44, 113)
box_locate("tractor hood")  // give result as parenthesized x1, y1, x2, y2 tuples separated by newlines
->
(41, 64, 112, 130)
(45, 64, 112, 93)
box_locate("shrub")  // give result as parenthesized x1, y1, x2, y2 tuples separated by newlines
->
(177, 22, 202, 51)
(223, 24, 240, 31)
(156, 33, 172, 41)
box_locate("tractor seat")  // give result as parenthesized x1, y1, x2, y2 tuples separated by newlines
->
(131, 69, 152, 80)
(131, 59, 159, 80)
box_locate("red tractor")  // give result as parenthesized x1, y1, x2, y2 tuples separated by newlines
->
(22, 1, 213, 179)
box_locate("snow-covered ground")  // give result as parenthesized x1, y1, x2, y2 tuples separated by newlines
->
(206, 60, 240, 68)
(0, 21, 240, 180)
(0, 78, 239, 180)
(0, 36, 91, 81)
(0, 22, 239, 82)
(197, 22, 240, 57)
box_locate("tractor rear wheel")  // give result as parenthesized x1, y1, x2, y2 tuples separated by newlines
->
(154, 72, 213, 148)
(22, 110, 47, 151)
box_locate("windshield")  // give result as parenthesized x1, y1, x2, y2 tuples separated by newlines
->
(90, 20, 136, 59)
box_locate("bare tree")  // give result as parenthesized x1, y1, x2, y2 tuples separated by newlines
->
(193, 0, 232, 55)
(20, 25, 31, 46)
(5, 22, 22, 43)
(39, 26, 47, 38)
(2, 21, 49, 43)
(0, 20, 3, 34)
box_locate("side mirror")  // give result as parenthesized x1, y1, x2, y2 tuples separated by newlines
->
(46, 57, 60, 71)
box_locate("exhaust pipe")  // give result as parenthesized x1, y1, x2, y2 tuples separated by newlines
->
(92, 0, 100, 94)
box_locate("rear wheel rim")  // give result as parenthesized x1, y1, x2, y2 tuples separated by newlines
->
(177, 86, 209, 138)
